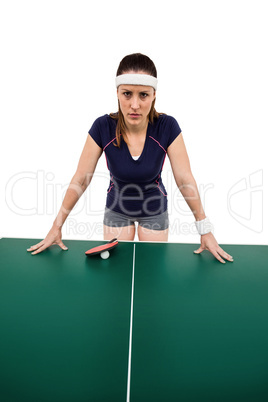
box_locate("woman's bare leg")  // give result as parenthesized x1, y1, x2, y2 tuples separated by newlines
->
(103, 224, 136, 241)
(137, 225, 169, 242)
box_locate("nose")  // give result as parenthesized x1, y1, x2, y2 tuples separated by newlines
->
(131, 95, 140, 110)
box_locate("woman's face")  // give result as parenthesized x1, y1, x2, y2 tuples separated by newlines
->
(117, 71, 156, 130)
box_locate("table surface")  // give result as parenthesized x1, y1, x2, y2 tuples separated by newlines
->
(0, 237, 268, 402)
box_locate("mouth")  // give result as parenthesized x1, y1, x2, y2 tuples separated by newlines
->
(129, 114, 141, 118)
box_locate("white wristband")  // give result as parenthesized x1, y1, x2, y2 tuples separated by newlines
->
(194, 217, 213, 235)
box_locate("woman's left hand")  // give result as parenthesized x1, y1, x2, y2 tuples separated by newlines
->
(194, 232, 234, 264)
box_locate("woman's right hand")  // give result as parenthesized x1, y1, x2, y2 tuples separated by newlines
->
(27, 226, 68, 255)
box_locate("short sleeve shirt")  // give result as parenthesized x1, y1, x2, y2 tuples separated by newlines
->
(88, 113, 181, 217)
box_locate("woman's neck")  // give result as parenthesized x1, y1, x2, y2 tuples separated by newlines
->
(125, 118, 149, 136)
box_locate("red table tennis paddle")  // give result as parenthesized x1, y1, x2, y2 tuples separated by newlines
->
(85, 238, 118, 259)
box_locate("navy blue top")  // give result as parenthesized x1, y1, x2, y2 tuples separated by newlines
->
(88, 113, 182, 217)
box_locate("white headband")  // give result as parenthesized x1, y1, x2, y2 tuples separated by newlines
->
(115, 74, 158, 90)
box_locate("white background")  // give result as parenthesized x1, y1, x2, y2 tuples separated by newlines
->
(1, 0, 267, 245)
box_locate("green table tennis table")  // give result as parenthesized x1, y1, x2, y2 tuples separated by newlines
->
(0, 238, 268, 402)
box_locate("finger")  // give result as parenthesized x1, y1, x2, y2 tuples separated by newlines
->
(58, 241, 68, 251)
(27, 242, 45, 252)
(210, 249, 226, 264)
(193, 246, 205, 254)
(217, 247, 234, 262)
(31, 244, 48, 255)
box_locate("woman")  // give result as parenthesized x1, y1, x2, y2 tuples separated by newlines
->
(27, 53, 233, 263)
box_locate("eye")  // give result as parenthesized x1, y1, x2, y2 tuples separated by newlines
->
(123, 91, 131, 97)
(140, 93, 148, 98)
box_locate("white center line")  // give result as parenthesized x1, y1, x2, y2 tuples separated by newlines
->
(126, 243, 136, 402)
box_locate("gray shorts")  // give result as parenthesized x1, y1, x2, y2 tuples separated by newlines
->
(103, 207, 169, 231)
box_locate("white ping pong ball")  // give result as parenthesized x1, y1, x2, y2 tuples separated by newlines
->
(100, 250, 110, 259)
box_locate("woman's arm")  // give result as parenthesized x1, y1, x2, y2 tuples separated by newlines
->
(53, 135, 103, 229)
(167, 134, 233, 264)
(27, 135, 102, 255)
(167, 134, 205, 221)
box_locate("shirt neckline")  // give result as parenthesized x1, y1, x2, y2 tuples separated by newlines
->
(124, 122, 151, 163)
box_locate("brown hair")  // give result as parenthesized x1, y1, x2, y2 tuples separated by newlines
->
(109, 53, 164, 147)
